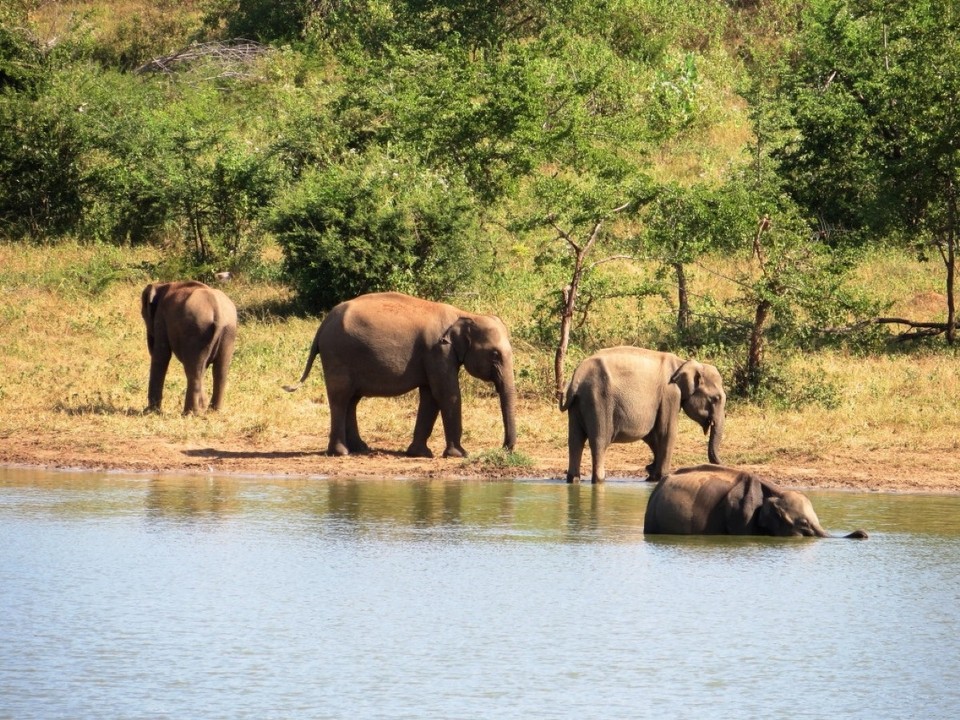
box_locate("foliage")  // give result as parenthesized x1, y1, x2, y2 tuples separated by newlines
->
(202, 0, 318, 43)
(334, 44, 542, 205)
(639, 180, 753, 342)
(270, 148, 483, 311)
(772, 0, 960, 340)
(0, 2, 46, 94)
(0, 83, 85, 238)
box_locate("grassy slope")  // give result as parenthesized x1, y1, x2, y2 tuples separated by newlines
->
(1, 242, 957, 491)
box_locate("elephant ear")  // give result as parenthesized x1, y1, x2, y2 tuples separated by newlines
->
(723, 472, 765, 534)
(669, 360, 703, 398)
(440, 317, 473, 364)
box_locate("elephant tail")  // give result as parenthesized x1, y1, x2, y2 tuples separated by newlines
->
(558, 379, 577, 412)
(283, 338, 320, 393)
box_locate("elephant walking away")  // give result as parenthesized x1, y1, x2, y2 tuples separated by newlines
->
(285, 292, 517, 458)
(141, 281, 238, 415)
(644, 464, 868, 538)
(561, 346, 725, 483)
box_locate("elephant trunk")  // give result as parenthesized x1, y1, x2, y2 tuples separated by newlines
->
(812, 522, 868, 539)
(707, 409, 724, 465)
(496, 374, 517, 451)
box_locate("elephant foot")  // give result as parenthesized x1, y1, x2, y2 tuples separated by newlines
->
(327, 442, 351, 456)
(644, 464, 664, 482)
(406, 443, 434, 458)
(347, 441, 371, 454)
(566, 473, 581, 484)
(442, 445, 467, 459)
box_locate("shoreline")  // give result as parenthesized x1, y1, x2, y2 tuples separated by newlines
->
(3, 444, 957, 494)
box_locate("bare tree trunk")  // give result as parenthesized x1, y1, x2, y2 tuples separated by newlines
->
(675, 261, 689, 338)
(553, 221, 602, 405)
(946, 184, 957, 344)
(746, 297, 771, 385)
(555, 284, 576, 405)
(741, 215, 774, 391)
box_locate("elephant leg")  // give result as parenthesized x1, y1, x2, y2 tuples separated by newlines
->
(345, 396, 370, 453)
(209, 335, 234, 412)
(642, 438, 658, 480)
(326, 387, 353, 456)
(146, 346, 172, 412)
(588, 434, 610, 484)
(566, 411, 586, 483)
(646, 407, 677, 482)
(182, 357, 207, 415)
(407, 386, 439, 458)
(437, 387, 467, 459)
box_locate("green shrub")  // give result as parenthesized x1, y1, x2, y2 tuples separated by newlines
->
(271, 148, 485, 311)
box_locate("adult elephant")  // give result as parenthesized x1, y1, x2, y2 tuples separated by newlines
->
(644, 464, 868, 538)
(561, 346, 725, 483)
(141, 280, 237, 415)
(285, 292, 517, 458)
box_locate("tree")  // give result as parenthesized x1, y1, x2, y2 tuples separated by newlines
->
(639, 181, 750, 342)
(513, 28, 659, 399)
(774, 0, 960, 342)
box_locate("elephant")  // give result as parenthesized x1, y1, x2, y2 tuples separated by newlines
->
(561, 346, 725, 483)
(644, 464, 868, 538)
(140, 281, 237, 415)
(285, 291, 517, 458)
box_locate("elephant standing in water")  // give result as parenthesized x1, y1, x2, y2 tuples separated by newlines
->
(141, 281, 237, 415)
(561, 346, 726, 483)
(285, 292, 517, 458)
(644, 464, 868, 538)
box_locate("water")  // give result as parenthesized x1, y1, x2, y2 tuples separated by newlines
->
(2, 468, 959, 719)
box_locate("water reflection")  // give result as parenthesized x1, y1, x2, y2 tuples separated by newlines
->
(4, 469, 960, 539)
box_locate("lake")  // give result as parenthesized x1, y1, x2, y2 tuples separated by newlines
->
(2, 468, 959, 719)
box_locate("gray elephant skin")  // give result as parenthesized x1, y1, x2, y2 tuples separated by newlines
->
(286, 291, 517, 458)
(141, 280, 238, 415)
(561, 346, 725, 483)
(644, 464, 868, 538)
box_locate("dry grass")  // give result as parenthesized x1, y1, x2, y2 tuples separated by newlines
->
(0, 242, 958, 492)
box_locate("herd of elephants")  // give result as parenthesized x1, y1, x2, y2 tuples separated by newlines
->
(141, 280, 868, 540)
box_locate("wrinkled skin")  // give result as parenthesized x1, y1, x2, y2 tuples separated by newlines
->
(644, 464, 869, 538)
(286, 292, 517, 458)
(141, 281, 237, 415)
(561, 346, 726, 483)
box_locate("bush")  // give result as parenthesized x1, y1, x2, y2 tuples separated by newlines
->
(0, 90, 85, 239)
(271, 149, 484, 311)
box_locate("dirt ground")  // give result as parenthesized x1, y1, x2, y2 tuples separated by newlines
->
(2, 425, 957, 493)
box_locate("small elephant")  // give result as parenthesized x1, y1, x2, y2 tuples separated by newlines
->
(561, 346, 725, 483)
(644, 464, 868, 538)
(141, 281, 237, 415)
(285, 292, 517, 458)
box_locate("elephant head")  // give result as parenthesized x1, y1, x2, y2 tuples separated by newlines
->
(724, 473, 867, 538)
(445, 315, 517, 451)
(670, 360, 726, 465)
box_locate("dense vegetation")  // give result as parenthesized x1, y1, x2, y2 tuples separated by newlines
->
(2, 0, 958, 404)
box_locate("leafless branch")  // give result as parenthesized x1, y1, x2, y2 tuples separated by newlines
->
(135, 39, 269, 76)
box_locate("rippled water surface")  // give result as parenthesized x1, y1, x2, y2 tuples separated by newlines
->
(2, 468, 960, 719)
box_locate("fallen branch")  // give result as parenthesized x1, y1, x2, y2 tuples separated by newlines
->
(135, 39, 269, 76)
(823, 316, 950, 341)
